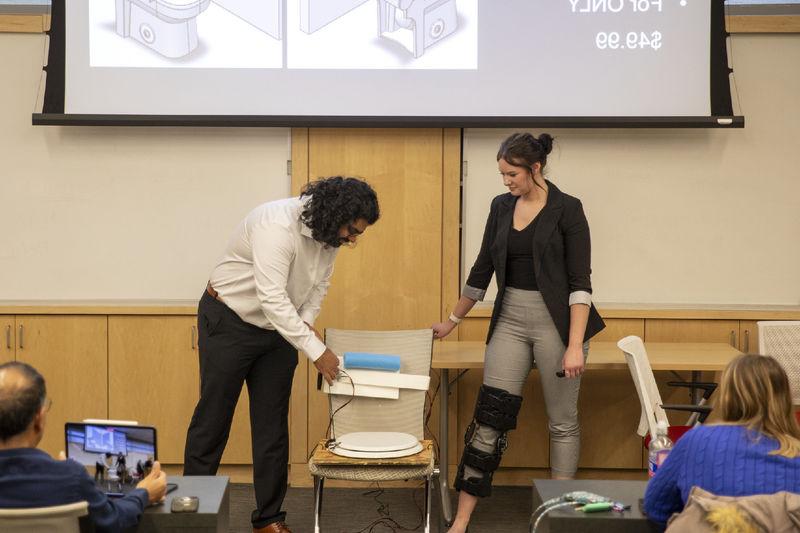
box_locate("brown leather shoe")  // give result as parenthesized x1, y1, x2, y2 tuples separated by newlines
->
(253, 522, 292, 533)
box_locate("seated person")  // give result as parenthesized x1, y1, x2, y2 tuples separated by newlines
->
(644, 353, 800, 526)
(0, 361, 167, 532)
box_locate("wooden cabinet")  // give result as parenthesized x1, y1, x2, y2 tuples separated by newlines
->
(301, 128, 448, 459)
(591, 318, 644, 342)
(0, 315, 13, 363)
(645, 319, 740, 345)
(14, 316, 108, 457)
(2, 296, 799, 480)
(739, 321, 759, 354)
(108, 316, 252, 464)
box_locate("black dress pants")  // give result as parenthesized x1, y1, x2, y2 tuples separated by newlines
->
(184, 291, 298, 528)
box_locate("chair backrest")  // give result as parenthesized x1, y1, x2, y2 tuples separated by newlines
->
(758, 321, 800, 404)
(325, 328, 433, 440)
(618, 335, 669, 440)
(0, 500, 89, 533)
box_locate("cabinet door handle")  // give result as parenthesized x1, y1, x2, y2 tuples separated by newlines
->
(191, 326, 197, 350)
(19, 325, 24, 350)
(730, 330, 736, 348)
(744, 330, 750, 353)
(5, 325, 10, 350)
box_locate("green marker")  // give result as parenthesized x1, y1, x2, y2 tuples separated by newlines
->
(580, 502, 614, 513)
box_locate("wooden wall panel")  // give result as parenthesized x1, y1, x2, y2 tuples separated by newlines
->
(0, 14, 48, 33)
(15, 316, 107, 457)
(108, 316, 252, 464)
(578, 370, 643, 468)
(297, 128, 446, 480)
(645, 319, 740, 344)
(726, 15, 800, 33)
(0, 316, 13, 363)
(592, 318, 644, 342)
(289, 128, 311, 468)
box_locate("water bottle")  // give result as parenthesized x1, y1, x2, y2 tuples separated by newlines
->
(648, 421, 673, 478)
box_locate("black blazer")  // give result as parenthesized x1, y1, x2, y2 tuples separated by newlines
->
(465, 181, 605, 346)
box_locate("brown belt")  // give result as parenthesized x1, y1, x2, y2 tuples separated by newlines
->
(206, 282, 221, 301)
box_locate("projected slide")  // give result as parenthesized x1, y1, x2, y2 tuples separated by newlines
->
(66, 0, 716, 117)
(90, 0, 283, 67)
(288, 0, 477, 69)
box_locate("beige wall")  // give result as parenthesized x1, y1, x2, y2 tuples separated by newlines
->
(2, 33, 799, 307)
(462, 34, 800, 307)
(0, 33, 291, 301)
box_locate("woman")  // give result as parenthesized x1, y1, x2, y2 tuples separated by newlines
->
(432, 132, 605, 533)
(644, 354, 800, 526)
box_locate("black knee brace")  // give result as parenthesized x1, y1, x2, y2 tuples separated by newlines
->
(454, 385, 522, 497)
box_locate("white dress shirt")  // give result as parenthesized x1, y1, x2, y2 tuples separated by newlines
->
(209, 196, 337, 361)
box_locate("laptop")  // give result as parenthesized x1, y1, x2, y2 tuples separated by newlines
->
(65, 422, 176, 497)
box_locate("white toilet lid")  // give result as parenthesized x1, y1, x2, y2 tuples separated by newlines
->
(336, 432, 420, 453)
(330, 442, 424, 459)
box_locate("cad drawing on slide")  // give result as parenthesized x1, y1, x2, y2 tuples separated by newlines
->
(301, 0, 459, 59)
(114, 0, 283, 59)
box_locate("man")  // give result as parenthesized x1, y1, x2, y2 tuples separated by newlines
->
(0, 361, 167, 532)
(184, 176, 380, 533)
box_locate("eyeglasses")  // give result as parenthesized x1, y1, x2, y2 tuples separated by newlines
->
(43, 398, 53, 412)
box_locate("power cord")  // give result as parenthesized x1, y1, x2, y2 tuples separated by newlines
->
(529, 491, 613, 533)
(313, 366, 428, 533)
(348, 481, 426, 533)
(308, 368, 356, 461)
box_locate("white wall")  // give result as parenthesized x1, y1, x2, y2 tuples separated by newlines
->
(0, 33, 291, 301)
(462, 34, 800, 306)
(3, 33, 799, 305)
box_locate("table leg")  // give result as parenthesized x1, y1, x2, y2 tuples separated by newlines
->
(439, 368, 453, 526)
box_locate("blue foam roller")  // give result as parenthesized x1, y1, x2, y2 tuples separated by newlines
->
(343, 352, 401, 372)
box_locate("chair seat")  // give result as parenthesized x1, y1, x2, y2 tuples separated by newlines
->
(309, 457, 434, 481)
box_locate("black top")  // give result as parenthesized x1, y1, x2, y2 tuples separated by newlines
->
(464, 181, 605, 346)
(505, 216, 538, 290)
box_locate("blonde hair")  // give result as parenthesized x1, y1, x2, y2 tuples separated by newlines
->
(716, 354, 800, 457)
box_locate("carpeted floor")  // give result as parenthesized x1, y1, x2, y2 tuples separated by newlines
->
(229, 484, 531, 533)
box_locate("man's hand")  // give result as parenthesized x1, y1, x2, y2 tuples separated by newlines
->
(314, 348, 340, 385)
(136, 460, 167, 504)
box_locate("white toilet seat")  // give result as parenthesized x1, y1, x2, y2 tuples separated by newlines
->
(331, 432, 423, 459)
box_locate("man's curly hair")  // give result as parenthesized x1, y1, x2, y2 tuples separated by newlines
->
(300, 177, 380, 247)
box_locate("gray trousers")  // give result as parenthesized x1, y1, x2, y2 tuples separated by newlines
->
(465, 288, 587, 479)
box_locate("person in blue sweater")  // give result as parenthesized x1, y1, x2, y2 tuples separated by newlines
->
(0, 361, 167, 532)
(644, 353, 800, 526)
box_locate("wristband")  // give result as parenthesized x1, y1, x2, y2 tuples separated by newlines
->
(448, 313, 463, 325)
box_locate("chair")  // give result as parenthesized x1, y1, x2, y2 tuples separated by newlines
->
(0, 500, 89, 533)
(618, 336, 715, 447)
(758, 321, 800, 422)
(308, 328, 435, 533)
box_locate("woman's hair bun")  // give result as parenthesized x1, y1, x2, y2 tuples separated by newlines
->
(536, 133, 554, 155)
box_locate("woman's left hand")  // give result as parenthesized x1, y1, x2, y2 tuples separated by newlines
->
(561, 345, 585, 379)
